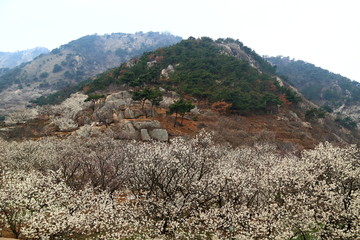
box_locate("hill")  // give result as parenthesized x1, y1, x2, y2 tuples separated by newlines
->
(0, 32, 182, 115)
(266, 56, 360, 106)
(84, 37, 297, 113)
(0, 47, 49, 69)
(266, 56, 360, 127)
(4, 37, 358, 149)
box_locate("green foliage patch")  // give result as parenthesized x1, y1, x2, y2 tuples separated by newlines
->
(267, 56, 360, 107)
(86, 37, 300, 113)
(336, 116, 357, 129)
(168, 99, 195, 126)
(84, 94, 106, 102)
(305, 108, 327, 121)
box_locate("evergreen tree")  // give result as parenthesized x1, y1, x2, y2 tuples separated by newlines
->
(168, 99, 195, 127)
(132, 87, 163, 116)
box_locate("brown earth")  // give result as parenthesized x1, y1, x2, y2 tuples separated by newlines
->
(1, 105, 358, 150)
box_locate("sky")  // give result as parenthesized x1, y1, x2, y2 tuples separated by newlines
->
(0, 0, 359, 82)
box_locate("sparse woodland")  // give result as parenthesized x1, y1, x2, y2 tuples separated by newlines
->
(0, 131, 359, 239)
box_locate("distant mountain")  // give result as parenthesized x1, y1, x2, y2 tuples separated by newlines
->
(0, 47, 49, 68)
(266, 56, 360, 125)
(0, 32, 182, 114)
(266, 56, 360, 108)
(0, 68, 10, 77)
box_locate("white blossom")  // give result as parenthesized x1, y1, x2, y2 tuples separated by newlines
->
(0, 132, 359, 239)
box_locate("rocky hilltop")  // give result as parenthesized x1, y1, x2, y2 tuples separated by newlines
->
(0, 32, 182, 115)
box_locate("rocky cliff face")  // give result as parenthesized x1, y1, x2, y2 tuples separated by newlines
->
(0, 32, 182, 115)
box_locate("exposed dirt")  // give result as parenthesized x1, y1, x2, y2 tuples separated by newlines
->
(1, 104, 358, 150)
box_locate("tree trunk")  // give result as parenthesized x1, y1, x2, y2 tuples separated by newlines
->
(174, 112, 178, 127)
(161, 218, 169, 234)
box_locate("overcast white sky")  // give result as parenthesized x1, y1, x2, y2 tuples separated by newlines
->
(0, 0, 359, 81)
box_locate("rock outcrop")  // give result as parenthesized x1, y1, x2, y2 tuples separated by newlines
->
(149, 129, 169, 141)
(140, 129, 151, 141)
(73, 90, 170, 141)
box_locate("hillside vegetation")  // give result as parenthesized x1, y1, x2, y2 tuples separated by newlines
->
(84, 37, 299, 113)
(23, 37, 359, 148)
(0, 32, 182, 115)
(266, 56, 360, 108)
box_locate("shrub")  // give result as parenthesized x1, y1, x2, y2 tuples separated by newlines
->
(52, 64, 63, 73)
(84, 94, 106, 102)
(305, 108, 326, 121)
(336, 116, 357, 129)
(39, 72, 49, 78)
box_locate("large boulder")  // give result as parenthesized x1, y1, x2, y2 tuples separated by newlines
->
(112, 121, 137, 139)
(140, 129, 151, 141)
(76, 108, 93, 126)
(106, 91, 132, 101)
(74, 124, 102, 137)
(133, 109, 145, 118)
(93, 104, 114, 124)
(133, 120, 161, 130)
(105, 91, 132, 110)
(160, 64, 175, 79)
(149, 129, 169, 141)
(124, 108, 135, 119)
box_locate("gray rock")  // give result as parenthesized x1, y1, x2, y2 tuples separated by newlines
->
(141, 129, 151, 141)
(160, 64, 175, 79)
(149, 129, 168, 141)
(117, 111, 124, 120)
(133, 109, 145, 118)
(190, 106, 200, 114)
(289, 111, 299, 120)
(133, 120, 161, 130)
(159, 96, 176, 108)
(145, 109, 158, 117)
(302, 121, 312, 129)
(104, 91, 133, 110)
(112, 121, 137, 139)
(108, 99, 129, 110)
(122, 121, 136, 134)
(167, 64, 175, 72)
(147, 60, 157, 68)
(94, 105, 114, 124)
(112, 113, 120, 123)
(106, 91, 132, 101)
(76, 108, 93, 126)
(124, 108, 135, 119)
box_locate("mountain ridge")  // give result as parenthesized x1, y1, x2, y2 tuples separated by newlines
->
(0, 32, 182, 115)
(266, 56, 360, 126)
(0, 47, 49, 69)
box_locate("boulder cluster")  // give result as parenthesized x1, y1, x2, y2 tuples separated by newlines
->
(75, 91, 169, 141)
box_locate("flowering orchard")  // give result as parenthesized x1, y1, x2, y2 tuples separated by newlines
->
(0, 132, 359, 239)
